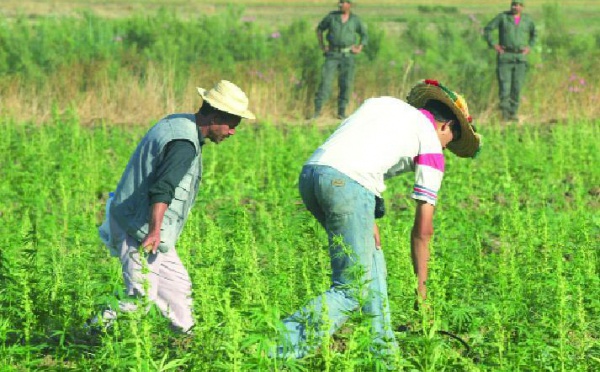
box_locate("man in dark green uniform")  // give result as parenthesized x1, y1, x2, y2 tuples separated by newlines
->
(484, 1, 536, 121)
(313, 0, 368, 119)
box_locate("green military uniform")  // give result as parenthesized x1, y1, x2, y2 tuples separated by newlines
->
(484, 9, 536, 120)
(314, 9, 368, 118)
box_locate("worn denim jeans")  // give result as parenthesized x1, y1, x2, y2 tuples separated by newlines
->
(278, 165, 398, 358)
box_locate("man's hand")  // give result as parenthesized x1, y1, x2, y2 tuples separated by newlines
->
(521, 46, 531, 55)
(374, 223, 381, 250)
(144, 202, 168, 254)
(142, 232, 161, 254)
(494, 44, 505, 54)
(413, 290, 431, 312)
(351, 44, 363, 54)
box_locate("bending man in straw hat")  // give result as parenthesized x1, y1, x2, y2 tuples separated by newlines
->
(274, 80, 481, 361)
(91, 80, 255, 333)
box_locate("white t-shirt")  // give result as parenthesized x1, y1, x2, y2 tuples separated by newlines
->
(305, 97, 445, 205)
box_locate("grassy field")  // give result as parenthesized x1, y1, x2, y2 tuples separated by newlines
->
(0, 114, 598, 370)
(0, 1, 599, 370)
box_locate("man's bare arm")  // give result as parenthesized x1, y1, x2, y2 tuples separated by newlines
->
(411, 200, 435, 300)
(142, 202, 168, 254)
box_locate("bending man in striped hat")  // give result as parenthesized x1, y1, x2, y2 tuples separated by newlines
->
(274, 80, 481, 363)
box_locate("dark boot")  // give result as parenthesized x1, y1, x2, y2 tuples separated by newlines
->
(310, 105, 322, 119)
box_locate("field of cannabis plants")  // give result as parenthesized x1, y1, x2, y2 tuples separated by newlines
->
(0, 112, 597, 370)
(0, 0, 598, 369)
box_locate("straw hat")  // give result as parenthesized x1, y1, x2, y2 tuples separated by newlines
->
(197, 80, 255, 120)
(407, 79, 481, 158)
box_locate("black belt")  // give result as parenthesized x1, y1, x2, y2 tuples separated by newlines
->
(502, 47, 524, 53)
(330, 46, 352, 53)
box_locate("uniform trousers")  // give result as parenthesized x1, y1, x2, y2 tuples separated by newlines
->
(314, 52, 356, 116)
(497, 52, 528, 118)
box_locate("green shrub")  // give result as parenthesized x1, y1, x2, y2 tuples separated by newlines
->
(0, 4, 596, 119)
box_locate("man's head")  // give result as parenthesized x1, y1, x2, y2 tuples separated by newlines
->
(511, 1, 524, 15)
(423, 100, 462, 149)
(196, 80, 255, 144)
(406, 79, 480, 158)
(338, 0, 352, 12)
(197, 102, 242, 144)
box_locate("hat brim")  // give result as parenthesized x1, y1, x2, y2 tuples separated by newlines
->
(197, 87, 256, 120)
(407, 84, 480, 158)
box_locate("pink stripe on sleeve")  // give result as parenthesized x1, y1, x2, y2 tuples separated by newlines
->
(414, 153, 445, 172)
(413, 186, 437, 199)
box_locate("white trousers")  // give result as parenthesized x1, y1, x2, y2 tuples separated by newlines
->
(112, 219, 194, 333)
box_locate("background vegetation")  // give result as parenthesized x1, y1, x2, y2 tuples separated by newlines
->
(0, 1, 598, 123)
(0, 1, 598, 370)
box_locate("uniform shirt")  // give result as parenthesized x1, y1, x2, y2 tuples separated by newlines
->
(484, 11, 536, 51)
(317, 11, 368, 48)
(305, 97, 444, 205)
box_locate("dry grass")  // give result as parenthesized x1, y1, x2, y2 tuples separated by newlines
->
(0, 1, 598, 126)
(2, 61, 597, 127)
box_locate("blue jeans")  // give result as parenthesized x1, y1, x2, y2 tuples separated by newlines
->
(278, 165, 398, 358)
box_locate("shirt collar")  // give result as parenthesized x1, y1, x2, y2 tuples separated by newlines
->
(418, 109, 437, 129)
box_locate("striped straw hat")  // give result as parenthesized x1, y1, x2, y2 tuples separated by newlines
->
(407, 79, 481, 158)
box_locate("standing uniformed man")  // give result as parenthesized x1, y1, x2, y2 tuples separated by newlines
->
(484, 1, 536, 121)
(312, 0, 368, 119)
